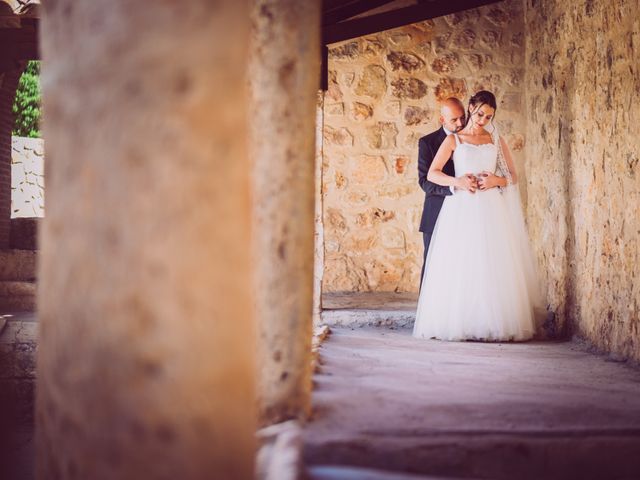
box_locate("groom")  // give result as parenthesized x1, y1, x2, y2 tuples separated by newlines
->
(417, 97, 476, 286)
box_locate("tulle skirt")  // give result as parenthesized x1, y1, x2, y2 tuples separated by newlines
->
(413, 186, 544, 342)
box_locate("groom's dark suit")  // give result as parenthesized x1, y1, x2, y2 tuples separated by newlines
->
(418, 127, 456, 284)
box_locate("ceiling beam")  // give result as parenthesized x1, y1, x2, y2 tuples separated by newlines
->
(320, 44, 329, 91)
(322, 0, 355, 13)
(322, 0, 504, 44)
(0, 22, 40, 61)
(0, 27, 35, 42)
(323, 0, 397, 26)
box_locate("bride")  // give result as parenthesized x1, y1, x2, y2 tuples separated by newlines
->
(413, 90, 545, 342)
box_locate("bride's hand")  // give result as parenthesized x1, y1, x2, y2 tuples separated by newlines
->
(477, 171, 501, 190)
(455, 174, 477, 193)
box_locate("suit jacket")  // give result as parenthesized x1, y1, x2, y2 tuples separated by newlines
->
(418, 127, 456, 233)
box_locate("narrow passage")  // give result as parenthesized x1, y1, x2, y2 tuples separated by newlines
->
(304, 327, 640, 480)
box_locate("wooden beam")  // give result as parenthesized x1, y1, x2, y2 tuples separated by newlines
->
(320, 44, 329, 91)
(322, 0, 354, 13)
(323, 0, 397, 26)
(0, 28, 37, 43)
(14, 43, 39, 60)
(322, 0, 504, 44)
(0, 24, 40, 60)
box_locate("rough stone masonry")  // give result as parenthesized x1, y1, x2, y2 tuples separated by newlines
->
(524, 0, 640, 360)
(320, 0, 527, 294)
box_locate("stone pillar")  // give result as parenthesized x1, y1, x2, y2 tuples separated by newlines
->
(36, 2, 255, 479)
(313, 91, 325, 327)
(0, 67, 24, 249)
(249, 0, 321, 424)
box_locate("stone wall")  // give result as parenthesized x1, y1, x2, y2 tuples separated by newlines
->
(524, 0, 640, 358)
(321, 0, 527, 293)
(11, 136, 44, 218)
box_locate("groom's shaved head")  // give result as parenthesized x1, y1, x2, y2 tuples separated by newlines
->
(440, 97, 465, 116)
(439, 97, 465, 133)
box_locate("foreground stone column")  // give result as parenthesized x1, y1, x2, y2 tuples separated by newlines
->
(37, 2, 255, 479)
(249, 0, 321, 424)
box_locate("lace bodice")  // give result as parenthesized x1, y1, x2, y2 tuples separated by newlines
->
(452, 134, 497, 177)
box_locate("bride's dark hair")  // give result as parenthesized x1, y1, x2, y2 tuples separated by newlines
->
(465, 90, 497, 128)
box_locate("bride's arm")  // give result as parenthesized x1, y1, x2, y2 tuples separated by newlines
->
(499, 135, 519, 184)
(427, 135, 475, 191)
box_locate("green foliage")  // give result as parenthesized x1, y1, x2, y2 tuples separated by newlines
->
(12, 61, 41, 138)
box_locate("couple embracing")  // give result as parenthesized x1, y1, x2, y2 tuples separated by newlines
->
(414, 91, 545, 342)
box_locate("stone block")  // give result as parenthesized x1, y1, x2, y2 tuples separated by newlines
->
(394, 157, 409, 174)
(487, 6, 512, 26)
(343, 190, 369, 207)
(362, 38, 384, 57)
(431, 53, 460, 74)
(343, 231, 377, 253)
(352, 155, 388, 184)
(376, 184, 414, 200)
(326, 103, 344, 116)
(365, 122, 399, 149)
(355, 208, 395, 228)
(403, 106, 430, 126)
(390, 78, 428, 99)
(339, 71, 355, 86)
(388, 33, 413, 47)
(330, 41, 359, 60)
(322, 255, 368, 292)
(327, 70, 343, 102)
(380, 226, 406, 250)
(500, 92, 522, 111)
(434, 77, 467, 101)
(323, 126, 353, 147)
(383, 101, 401, 116)
(355, 65, 387, 99)
(457, 29, 477, 49)
(363, 258, 403, 291)
(482, 30, 501, 49)
(325, 208, 347, 233)
(334, 171, 347, 189)
(350, 102, 373, 121)
(385, 51, 425, 73)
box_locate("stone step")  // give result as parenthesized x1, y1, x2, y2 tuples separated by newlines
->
(0, 249, 37, 281)
(321, 309, 414, 329)
(304, 433, 640, 480)
(304, 328, 640, 480)
(308, 465, 472, 479)
(0, 281, 36, 312)
(322, 292, 418, 311)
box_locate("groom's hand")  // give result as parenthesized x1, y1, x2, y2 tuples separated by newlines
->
(477, 171, 501, 190)
(455, 174, 477, 193)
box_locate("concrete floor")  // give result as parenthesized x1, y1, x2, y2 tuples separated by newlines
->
(304, 327, 640, 480)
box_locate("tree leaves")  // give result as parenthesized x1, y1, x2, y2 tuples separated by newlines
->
(12, 61, 41, 138)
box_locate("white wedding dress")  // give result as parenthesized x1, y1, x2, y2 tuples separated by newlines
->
(413, 132, 545, 341)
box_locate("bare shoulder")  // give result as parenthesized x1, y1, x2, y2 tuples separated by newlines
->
(443, 134, 457, 148)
